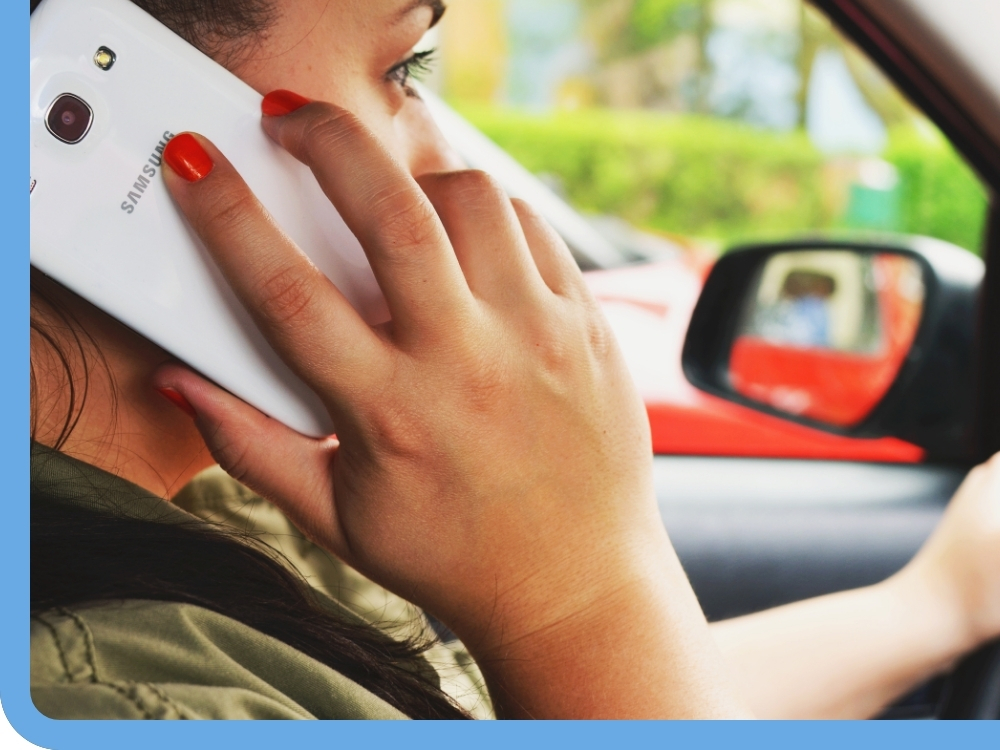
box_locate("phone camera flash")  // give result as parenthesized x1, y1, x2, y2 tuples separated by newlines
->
(94, 47, 116, 71)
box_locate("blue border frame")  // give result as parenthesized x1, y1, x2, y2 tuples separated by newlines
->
(3, 1, 1000, 747)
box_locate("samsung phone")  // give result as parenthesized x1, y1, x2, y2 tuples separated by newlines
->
(30, 0, 388, 437)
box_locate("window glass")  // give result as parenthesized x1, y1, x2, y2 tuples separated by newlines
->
(430, 0, 988, 256)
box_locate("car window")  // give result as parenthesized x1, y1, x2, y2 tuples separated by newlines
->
(424, 0, 989, 461)
(429, 0, 987, 256)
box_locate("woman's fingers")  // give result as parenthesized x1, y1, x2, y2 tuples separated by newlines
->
(153, 363, 348, 557)
(416, 171, 548, 307)
(262, 103, 475, 344)
(162, 133, 385, 398)
(510, 198, 589, 300)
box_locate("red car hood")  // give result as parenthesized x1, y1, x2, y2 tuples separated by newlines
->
(584, 259, 923, 462)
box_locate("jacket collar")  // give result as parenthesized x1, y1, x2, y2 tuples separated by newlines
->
(30, 442, 199, 526)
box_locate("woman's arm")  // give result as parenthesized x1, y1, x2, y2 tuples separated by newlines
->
(711, 454, 1000, 719)
(710, 576, 965, 719)
(154, 99, 750, 718)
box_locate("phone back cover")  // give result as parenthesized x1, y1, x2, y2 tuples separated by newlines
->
(30, 0, 388, 436)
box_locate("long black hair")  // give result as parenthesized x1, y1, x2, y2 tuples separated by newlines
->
(29, 0, 471, 720)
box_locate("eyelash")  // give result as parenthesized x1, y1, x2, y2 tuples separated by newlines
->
(386, 49, 437, 97)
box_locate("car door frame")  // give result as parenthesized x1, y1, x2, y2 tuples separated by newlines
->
(809, 0, 999, 461)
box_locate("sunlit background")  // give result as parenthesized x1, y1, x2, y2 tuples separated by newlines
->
(421, 0, 988, 255)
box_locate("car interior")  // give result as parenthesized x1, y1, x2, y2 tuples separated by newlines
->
(427, 0, 1000, 719)
(679, 0, 998, 718)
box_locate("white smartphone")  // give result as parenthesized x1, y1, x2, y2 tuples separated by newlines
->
(30, 0, 388, 437)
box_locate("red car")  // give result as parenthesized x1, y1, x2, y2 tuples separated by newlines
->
(584, 253, 927, 462)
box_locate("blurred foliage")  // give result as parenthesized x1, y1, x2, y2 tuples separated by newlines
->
(579, 0, 712, 111)
(885, 128, 989, 254)
(584, 0, 705, 59)
(456, 104, 988, 253)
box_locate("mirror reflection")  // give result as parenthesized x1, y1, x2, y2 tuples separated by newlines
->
(729, 250, 925, 427)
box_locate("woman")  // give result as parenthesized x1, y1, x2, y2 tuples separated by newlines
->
(30, 0, 1000, 720)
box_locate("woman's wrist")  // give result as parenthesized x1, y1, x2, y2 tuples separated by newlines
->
(454, 522, 751, 719)
(444, 505, 668, 656)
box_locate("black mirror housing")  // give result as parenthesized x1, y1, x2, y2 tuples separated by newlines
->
(682, 236, 983, 462)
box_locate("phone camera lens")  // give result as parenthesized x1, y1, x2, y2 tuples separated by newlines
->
(45, 94, 93, 145)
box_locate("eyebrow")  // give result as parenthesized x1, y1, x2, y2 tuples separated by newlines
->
(398, 0, 447, 29)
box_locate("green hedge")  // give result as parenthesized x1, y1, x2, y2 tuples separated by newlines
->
(885, 129, 989, 253)
(456, 104, 988, 253)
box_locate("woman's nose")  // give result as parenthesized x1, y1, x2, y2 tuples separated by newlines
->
(399, 100, 466, 177)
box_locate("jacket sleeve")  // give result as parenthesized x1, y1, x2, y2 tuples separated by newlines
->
(31, 603, 409, 720)
(31, 682, 321, 720)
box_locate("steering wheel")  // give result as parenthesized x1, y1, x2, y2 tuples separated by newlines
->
(938, 640, 1000, 719)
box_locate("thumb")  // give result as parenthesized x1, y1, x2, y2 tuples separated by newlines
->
(153, 363, 347, 556)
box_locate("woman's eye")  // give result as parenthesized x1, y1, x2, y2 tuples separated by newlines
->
(386, 49, 437, 96)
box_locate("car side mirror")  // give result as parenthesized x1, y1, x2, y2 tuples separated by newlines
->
(682, 237, 984, 462)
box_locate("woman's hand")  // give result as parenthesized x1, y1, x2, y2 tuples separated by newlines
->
(156, 105, 654, 641)
(899, 452, 1000, 653)
(155, 99, 747, 717)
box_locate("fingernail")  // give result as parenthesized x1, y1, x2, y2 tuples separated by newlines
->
(262, 90, 312, 117)
(156, 387, 197, 419)
(163, 133, 214, 182)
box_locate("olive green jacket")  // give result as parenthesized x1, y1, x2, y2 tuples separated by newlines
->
(30, 444, 493, 720)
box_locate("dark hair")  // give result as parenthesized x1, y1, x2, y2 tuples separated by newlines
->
(29, 0, 471, 720)
(30, 0, 276, 64)
(29, 270, 109, 451)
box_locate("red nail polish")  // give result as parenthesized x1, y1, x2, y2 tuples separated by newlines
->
(262, 90, 312, 117)
(163, 133, 214, 182)
(156, 387, 197, 419)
